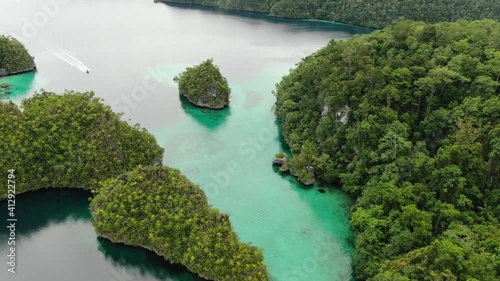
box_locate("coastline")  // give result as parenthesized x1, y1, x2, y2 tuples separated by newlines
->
(0, 66, 37, 78)
(155, 0, 375, 30)
(97, 234, 213, 281)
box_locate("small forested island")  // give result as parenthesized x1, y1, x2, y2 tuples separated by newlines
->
(275, 19, 500, 280)
(157, 0, 500, 28)
(0, 35, 36, 77)
(91, 165, 269, 281)
(0, 83, 12, 95)
(174, 59, 230, 109)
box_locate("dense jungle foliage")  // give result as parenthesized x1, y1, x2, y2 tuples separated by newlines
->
(159, 0, 500, 28)
(0, 91, 164, 198)
(91, 165, 269, 281)
(0, 35, 35, 75)
(275, 20, 500, 280)
(174, 58, 230, 109)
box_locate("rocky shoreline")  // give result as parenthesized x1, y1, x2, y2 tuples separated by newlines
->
(0, 64, 37, 77)
(272, 153, 316, 186)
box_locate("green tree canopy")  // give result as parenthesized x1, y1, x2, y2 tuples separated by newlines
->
(0, 91, 164, 197)
(174, 58, 231, 109)
(91, 165, 269, 281)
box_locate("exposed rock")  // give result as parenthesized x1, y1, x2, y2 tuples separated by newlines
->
(279, 165, 290, 172)
(0, 69, 7, 77)
(335, 104, 350, 126)
(305, 165, 314, 173)
(273, 153, 316, 186)
(274, 154, 290, 172)
(272, 154, 288, 165)
(0, 83, 11, 95)
(322, 104, 330, 116)
(300, 176, 315, 186)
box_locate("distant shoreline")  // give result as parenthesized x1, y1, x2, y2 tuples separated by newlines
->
(154, 0, 374, 31)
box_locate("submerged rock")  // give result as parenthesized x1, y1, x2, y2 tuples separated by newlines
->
(279, 165, 290, 172)
(273, 152, 290, 172)
(0, 83, 11, 95)
(317, 188, 326, 193)
(288, 167, 315, 186)
(152, 158, 163, 166)
(273, 152, 315, 186)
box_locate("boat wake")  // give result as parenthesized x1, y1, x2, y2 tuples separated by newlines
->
(48, 47, 90, 73)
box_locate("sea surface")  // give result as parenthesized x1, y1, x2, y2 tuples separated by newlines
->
(0, 1, 369, 280)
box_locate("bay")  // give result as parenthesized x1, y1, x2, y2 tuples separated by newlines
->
(0, 1, 366, 280)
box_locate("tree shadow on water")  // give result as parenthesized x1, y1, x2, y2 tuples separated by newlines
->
(180, 95, 231, 130)
(97, 237, 206, 281)
(0, 189, 92, 239)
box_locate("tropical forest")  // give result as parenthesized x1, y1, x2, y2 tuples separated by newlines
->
(159, 0, 500, 28)
(275, 19, 500, 280)
(0, 1, 498, 281)
(0, 35, 35, 76)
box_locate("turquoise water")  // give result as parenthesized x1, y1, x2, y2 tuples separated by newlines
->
(105, 56, 357, 280)
(0, 71, 45, 101)
(155, 68, 355, 281)
(0, 1, 361, 280)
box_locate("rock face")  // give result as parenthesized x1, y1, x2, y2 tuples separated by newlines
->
(272, 153, 288, 165)
(174, 58, 230, 110)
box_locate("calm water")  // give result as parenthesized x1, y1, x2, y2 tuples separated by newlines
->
(0, 1, 366, 280)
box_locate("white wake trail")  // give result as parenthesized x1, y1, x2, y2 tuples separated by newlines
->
(55, 47, 90, 72)
(49, 50, 87, 72)
(48, 49, 87, 72)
